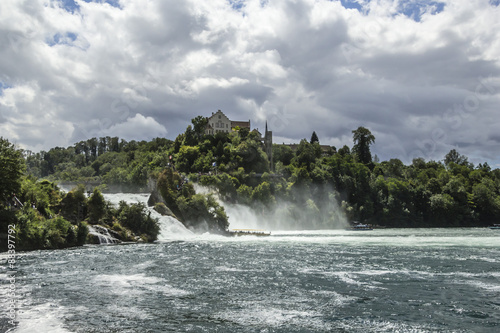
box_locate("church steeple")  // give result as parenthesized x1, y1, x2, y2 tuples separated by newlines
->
(263, 121, 273, 171)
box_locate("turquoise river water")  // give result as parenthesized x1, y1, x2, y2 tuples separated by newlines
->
(1, 194, 500, 332)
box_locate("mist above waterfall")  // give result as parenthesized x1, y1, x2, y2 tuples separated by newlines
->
(59, 183, 347, 238)
(194, 184, 348, 231)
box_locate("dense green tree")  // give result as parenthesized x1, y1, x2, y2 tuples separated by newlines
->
(352, 127, 375, 165)
(191, 115, 208, 139)
(234, 139, 269, 173)
(251, 181, 274, 206)
(59, 185, 88, 223)
(310, 131, 319, 144)
(117, 201, 160, 241)
(183, 125, 198, 146)
(272, 145, 294, 166)
(0, 137, 26, 203)
(176, 145, 200, 173)
(337, 145, 351, 157)
(444, 149, 472, 169)
(293, 139, 321, 171)
(238, 127, 250, 140)
(88, 188, 106, 223)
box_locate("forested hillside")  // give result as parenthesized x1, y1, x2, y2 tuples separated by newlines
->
(8, 115, 500, 229)
(1, 138, 160, 251)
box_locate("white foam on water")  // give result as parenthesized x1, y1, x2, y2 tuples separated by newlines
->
(12, 302, 73, 333)
(239, 228, 500, 248)
(340, 318, 436, 333)
(456, 279, 500, 292)
(311, 290, 357, 307)
(329, 271, 373, 288)
(93, 273, 160, 296)
(214, 265, 246, 272)
(132, 259, 156, 270)
(94, 273, 161, 286)
(301, 270, 387, 290)
(93, 273, 189, 297)
(467, 255, 499, 263)
(106, 304, 153, 320)
(217, 306, 330, 330)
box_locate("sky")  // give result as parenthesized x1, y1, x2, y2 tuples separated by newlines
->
(1, 0, 500, 166)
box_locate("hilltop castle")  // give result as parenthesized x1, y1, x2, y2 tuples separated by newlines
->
(205, 110, 273, 170)
(205, 110, 250, 135)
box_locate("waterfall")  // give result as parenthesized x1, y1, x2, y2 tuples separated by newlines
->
(87, 225, 119, 244)
(192, 184, 264, 230)
(58, 186, 193, 241)
(102, 193, 193, 241)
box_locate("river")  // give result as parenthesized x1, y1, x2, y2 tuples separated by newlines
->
(1, 193, 500, 332)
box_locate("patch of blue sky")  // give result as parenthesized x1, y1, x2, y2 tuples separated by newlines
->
(83, 0, 122, 9)
(228, 0, 245, 11)
(339, 0, 364, 12)
(0, 81, 12, 95)
(46, 32, 78, 47)
(59, 0, 122, 13)
(397, 1, 445, 22)
(490, 0, 500, 7)
(59, 0, 79, 13)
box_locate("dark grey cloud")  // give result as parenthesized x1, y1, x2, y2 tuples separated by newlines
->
(1, 0, 499, 166)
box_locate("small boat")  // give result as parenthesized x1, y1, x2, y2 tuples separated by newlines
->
(347, 223, 373, 231)
(489, 224, 500, 230)
(227, 229, 271, 237)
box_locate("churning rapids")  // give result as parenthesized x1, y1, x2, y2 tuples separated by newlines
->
(1, 193, 500, 332)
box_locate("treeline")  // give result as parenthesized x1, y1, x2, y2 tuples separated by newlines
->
(9, 114, 500, 229)
(269, 141, 500, 227)
(21, 116, 270, 190)
(23, 137, 174, 189)
(171, 122, 500, 228)
(1, 137, 160, 251)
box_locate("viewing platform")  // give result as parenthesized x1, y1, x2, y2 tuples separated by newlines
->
(227, 229, 271, 237)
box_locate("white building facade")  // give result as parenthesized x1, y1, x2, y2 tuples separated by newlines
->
(205, 110, 232, 135)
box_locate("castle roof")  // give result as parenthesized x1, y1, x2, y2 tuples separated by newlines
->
(231, 120, 250, 128)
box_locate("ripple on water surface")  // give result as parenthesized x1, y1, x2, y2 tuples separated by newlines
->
(3, 228, 500, 332)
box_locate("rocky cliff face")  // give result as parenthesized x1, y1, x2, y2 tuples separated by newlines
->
(146, 173, 229, 234)
(147, 176, 163, 206)
(147, 176, 178, 220)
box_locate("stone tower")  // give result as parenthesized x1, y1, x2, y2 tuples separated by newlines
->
(264, 121, 273, 171)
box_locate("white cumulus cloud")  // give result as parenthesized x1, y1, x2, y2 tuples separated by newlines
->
(0, 0, 499, 165)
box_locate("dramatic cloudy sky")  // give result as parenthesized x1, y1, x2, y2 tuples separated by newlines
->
(1, 0, 500, 165)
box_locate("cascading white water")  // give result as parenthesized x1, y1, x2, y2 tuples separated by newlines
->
(87, 225, 119, 244)
(102, 193, 193, 241)
(58, 185, 193, 240)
